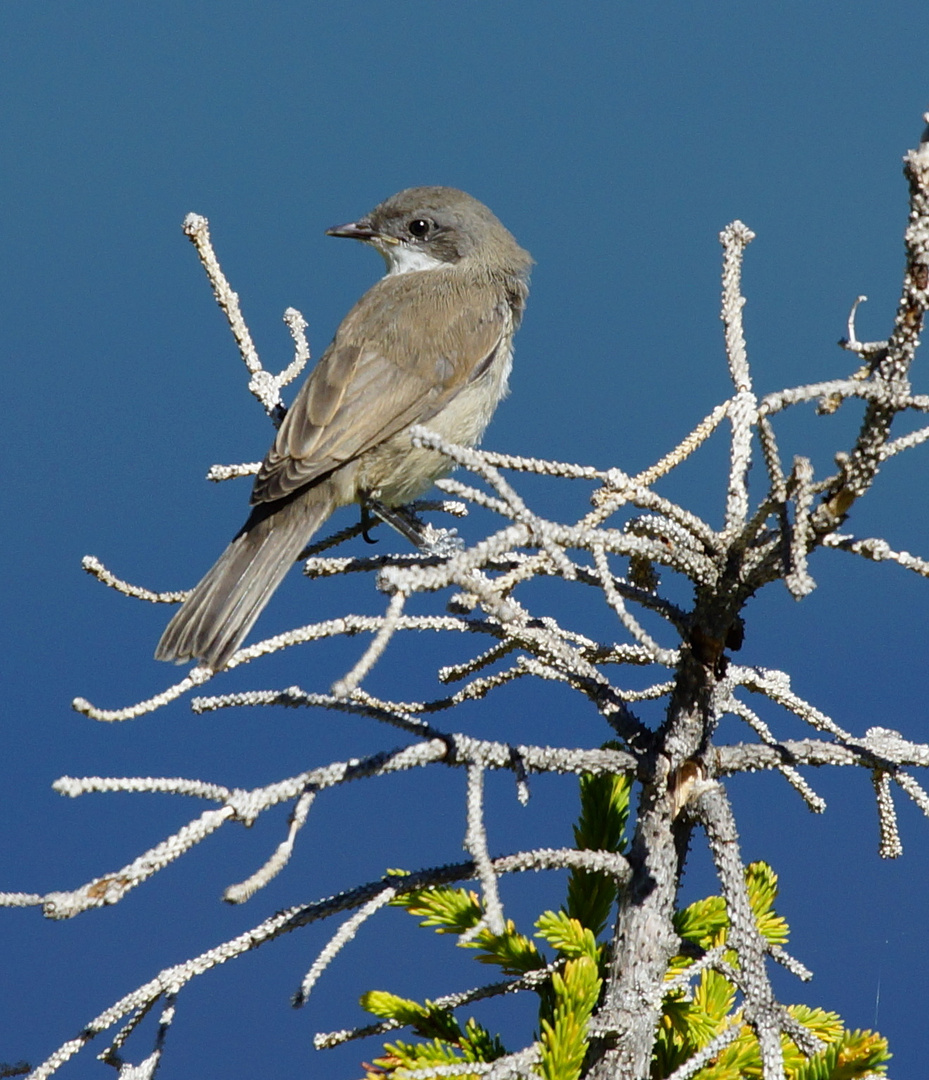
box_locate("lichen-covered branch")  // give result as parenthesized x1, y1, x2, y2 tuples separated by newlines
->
(18, 117, 929, 1079)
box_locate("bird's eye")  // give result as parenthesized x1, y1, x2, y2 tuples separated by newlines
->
(407, 218, 431, 238)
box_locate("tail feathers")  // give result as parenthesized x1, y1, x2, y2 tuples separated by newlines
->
(155, 490, 334, 671)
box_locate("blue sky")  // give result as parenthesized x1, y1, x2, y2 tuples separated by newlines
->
(3, 3, 929, 1076)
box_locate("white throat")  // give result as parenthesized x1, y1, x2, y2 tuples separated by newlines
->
(382, 243, 448, 276)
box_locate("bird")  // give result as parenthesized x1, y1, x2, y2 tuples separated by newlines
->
(155, 186, 532, 671)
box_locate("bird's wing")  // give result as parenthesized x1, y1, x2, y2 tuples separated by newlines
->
(251, 271, 507, 505)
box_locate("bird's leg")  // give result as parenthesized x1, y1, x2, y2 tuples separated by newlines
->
(364, 498, 428, 546)
(363, 497, 464, 557)
(359, 505, 380, 544)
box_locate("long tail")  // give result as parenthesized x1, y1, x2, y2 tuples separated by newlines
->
(155, 486, 334, 671)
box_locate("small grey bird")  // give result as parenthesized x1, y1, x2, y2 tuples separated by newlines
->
(155, 186, 532, 670)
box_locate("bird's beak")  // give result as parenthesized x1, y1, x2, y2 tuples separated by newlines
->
(326, 218, 377, 240)
(326, 218, 400, 244)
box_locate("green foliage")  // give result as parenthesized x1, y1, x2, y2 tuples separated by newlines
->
(565, 752, 631, 938)
(674, 894, 730, 951)
(673, 863, 786, 956)
(360, 991, 465, 1043)
(361, 774, 889, 1080)
(470, 920, 548, 976)
(391, 883, 484, 936)
(365, 1016, 506, 1080)
(538, 957, 602, 1080)
(535, 911, 599, 962)
(744, 861, 789, 948)
(681, 1007, 890, 1080)
(655, 866, 888, 1079)
(789, 1025, 891, 1080)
